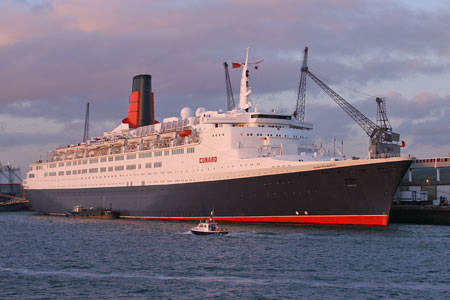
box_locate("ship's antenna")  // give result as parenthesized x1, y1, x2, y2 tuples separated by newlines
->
(83, 102, 90, 142)
(239, 47, 252, 111)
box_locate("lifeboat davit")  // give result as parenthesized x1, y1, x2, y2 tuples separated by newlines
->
(178, 129, 192, 137)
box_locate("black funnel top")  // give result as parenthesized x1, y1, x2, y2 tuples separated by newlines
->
(132, 74, 152, 127)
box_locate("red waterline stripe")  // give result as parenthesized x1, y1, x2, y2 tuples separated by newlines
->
(120, 215, 389, 226)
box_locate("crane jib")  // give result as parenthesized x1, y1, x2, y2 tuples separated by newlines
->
(294, 46, 400, 158)
(306, 70, 378, 138)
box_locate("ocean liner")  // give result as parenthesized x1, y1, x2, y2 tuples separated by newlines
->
(24, 49, 411, 225)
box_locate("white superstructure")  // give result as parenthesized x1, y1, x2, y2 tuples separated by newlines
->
(23, 107, 321, 189)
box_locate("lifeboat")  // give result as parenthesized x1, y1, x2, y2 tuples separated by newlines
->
(178, 129, 192, 137)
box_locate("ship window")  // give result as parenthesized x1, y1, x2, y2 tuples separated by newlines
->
(50, 163, 56, 168)
(251, 114, 292, 120)
(100, 157, 107, 162)
(89, 158, 98, 164)
(66, 162, 72, 166)
(187, 147, 195, 153)
(164, 150, 170, 156)
(127, 154, 136, 160)
(108, 157, 114, 162)
(66, 171, 71, 175)
(115, 166, 124, 171)
(82, 160, 88, 165)
(139, 152, 152, 158)
(58, 163, 64, 167)
(49, 172, 56, 176)
(28, 173, 35, 178)
(115, 156, 124, 161)
(172, 148, 184, 155)
(44, 173, 48, 177)
(108, 167, 113, 171)
(154, 151, 162, 157)
(89, 168, 98, 173)
(100, 167, 106, 172)
(145, 163, 152, 168)
(126, 164, 136, 170)
(154, 162, 162, 168)
(82, 169, 87, 174)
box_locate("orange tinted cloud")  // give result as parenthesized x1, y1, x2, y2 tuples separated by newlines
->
(412, 92, 439, 103)
(52, 0, 192, 33)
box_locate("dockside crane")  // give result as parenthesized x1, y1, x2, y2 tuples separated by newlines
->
(294, 47, 308, 122)
(295, 47, 401, 158)
(83, 102, 90, 142)
(223, 62, 236, 111)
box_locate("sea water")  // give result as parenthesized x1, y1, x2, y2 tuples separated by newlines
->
(0, 211, 449, 299)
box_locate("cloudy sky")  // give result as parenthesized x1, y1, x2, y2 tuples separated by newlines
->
(1, 0, 449, 175)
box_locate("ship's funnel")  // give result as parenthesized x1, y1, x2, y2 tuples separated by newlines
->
(123, 74, 155, 128)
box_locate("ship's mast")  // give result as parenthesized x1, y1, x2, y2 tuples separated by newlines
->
(239, 47, 252, 111)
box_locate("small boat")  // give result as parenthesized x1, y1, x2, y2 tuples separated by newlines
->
(65, 204, 119, 219)
(191, 211, 228, 235)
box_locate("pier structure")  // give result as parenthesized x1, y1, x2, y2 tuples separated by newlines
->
(390, 157, 450, 225)
(0, 163, 22, 201)
(395, 157, 450, 204)
(407, 157, 450, 183)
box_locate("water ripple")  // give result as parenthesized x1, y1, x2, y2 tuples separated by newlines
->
(0, 212, 449, 299)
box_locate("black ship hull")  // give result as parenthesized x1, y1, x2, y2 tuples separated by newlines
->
(26, 159, 411, 225)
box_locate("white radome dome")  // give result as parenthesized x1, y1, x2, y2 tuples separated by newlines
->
(180, 107, 193, 119)
(195, 107, 206, 117)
